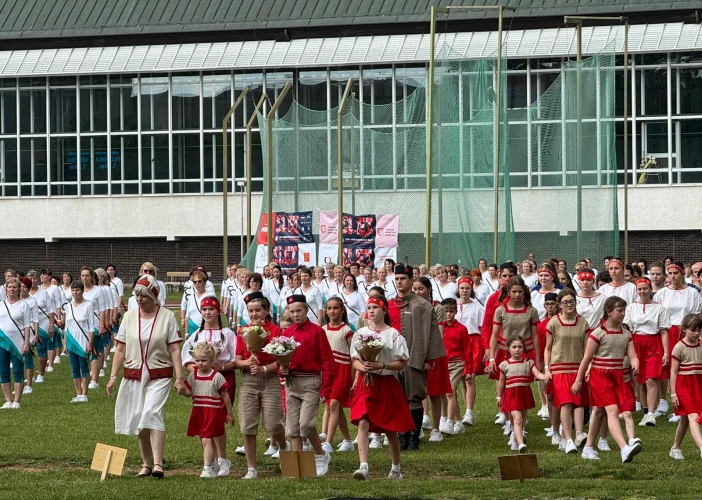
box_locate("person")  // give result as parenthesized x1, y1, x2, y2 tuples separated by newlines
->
(64, 281, 98, 403)
(292, 267, 324, 324)
(139, 262, 167, 307)
(234, 292, 287, 479)
(471, 269, 490, 306)
(537, 292, 558, 424)
(321, 297, 355, 454)
(183, 270, 209, 336)
(279, 294, 335, 476)
(39, 269, 64, 368)
(649, 263, 666, 296)
(498, 336, 550, 452)
(520, 260, 538, 289)
(454, 277, 485, 426)
(106, 264, 125, 312)
(181, 295, 237, 477)
(61, 272, 74, 303)
(0, 278, 30, 409)
(107, 275, 184, 479)
(388, 264, 445, 451)
(235, 273, 268, 327)
(96, 268, 118, 361)
(531, 263, 561, 319)
(278, 272, 300, 315)
(358, 267, 375, 301)
(432, 266, 457, 303)
(624, 277, 671, 426)
(27, 270, 56, 382)
(350, 295, 414, 481)
(81, 267, 107, 389)
(558, 269, 579, 293)
(263, 264, 285, 323)
(178, 343, 235, 478)
(574, 296, 643, 463)
(374, 267, 398, 300)
(669, 314, 702, 460)
(220, 264, 238, 323)
(336, 274, 366, 332)
(544, 288, 590, 454)
(384, 258, 396, 282)
(599, 258, 637, 305)
(484, 264, 500, 294)
(18, 276, 38, 394)
(325, 265, 345, 301)
(576, 268, 606, 332)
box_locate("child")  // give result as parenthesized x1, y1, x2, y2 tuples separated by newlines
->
(497, 336, 549, 453)
(454, 277, 485, 427)
(265, 311, 293, 458)
(438, 298, 471, 441)
(178, 343, 235, 478)
(234, 292, 287, 479)
(350, 295, 415, 480)
(574, 296, 643, 462)
(669, 314, 702, 460)
(321, 297, 355, 454)
(279, 295, 335, 476)
(538, 292, 558, 423)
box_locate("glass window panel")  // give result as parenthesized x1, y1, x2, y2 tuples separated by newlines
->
(80, 88, 107, 132)
(0, 91, 16, 134)
(18, 77, 46, 88)
(172, 133, 201, 187)
(50, 88, 77, 133)
(20, 138, 47, 196)
(237, 72, 263, 129)
(362, 67, 393, 106)
(0, 138, 17, 197)
(110, 74, 138, 85)
(298, 70, 327, 111)
(678, 68, 702, 115)
(79, 136, 109, 187)
(141, 134, 169, 181)
(1, 78, 16, 88)
(203, 133, 224, 193)
(20, 89, 46, 134)
(110, 86, 138, 131)
(507, 74, 528, 108)
(50, 76, 76, 87)
(680, 120, 702, 180)
(265, 71, 294, 118)
(330, 69, 359, 109)
(172, 75, 200, 130)
(140, 76, 169, 131)
(110, 135, 139, 182)
(203, 74, 231, 129)
(50, 137, 77, 186)
(643, 68, 668, 116)
(79, 75, 107, 86)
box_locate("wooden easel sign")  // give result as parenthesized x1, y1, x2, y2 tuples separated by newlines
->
(279, 450, 316, 480)
(497, 454, 540, 482)
(90, 443, 127, 481)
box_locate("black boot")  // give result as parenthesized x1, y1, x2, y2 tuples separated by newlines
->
(399, 431, 409, 451)
(407, 408, 424, 451)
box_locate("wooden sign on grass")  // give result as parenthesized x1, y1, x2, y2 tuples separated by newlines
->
(90, 443, 127, 481)
(497, 453, 540, 482)
(279, 450, 316, 480)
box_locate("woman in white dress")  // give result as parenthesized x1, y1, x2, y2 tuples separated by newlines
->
(263, 265, 285, 323)
(374, 267, 398, 300)
(19, 277, 39, 394)
(107, 275, 183, 479)
(183, 270, 209, 336)
(293, 267, 324, 324)
(431, 266, 457, 303)
(0, 278, 31, 408)
(336, 274, 367, 331)
(358, 267, 375, 301)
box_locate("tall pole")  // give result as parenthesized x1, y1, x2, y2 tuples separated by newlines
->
(266, 82, 293, 263)
(222, 87, 249, 276)
(576, 21, 583, 261)
(623, 20, 629, 263)
(246, 94, 268, 251)
(337, 78, 354, 264)
(492, 5, 504, 264)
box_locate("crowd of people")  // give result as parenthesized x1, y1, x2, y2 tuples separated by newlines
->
(1, 254, 702, 480)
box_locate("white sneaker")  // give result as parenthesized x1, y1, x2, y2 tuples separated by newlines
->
(564, 439, 578, 454)
(264, 445, 279, 456)
(462, 411, 475, 426)
(422, 415, 432, 430)
(303, 439, 312, 451)
(657, 399, 670, 414)
(642, 413, 657, 426)
(629, 437, 642, 447)
(318, 433, 327, 441)
(507, 433, 516, 448)
(337, 440, 355, 452)
(669, 448, 684, 460)
(271, 441, 291, 459)
(54, 356, 61, 363)
(242, 468, 257, 479)
(235, 446, 246, 456)
(439, 421, 455, 435)
(88, 381, 99, 390)
(0, 402, 12, 409)
(70, 395, 88, 403)
(314, 452, 330, 477)
(419, 429, 424, 439)
(551, 434, 562, 446)
(453, 422, 465, 434)
(35, 375, 44, 383)
(99, 369, 105, 377)
(495, 413, 506, 425)
(387, 469, 403, 480)
(110, 346, 116, 353)
(209, 461, 220, 474)
(382, 434, 389, 446)
(598, 438, 611, 452)
(10, 402, 19, 409)
(502, 421, 512, 436)
(545, 427, 555, 438)
(200, 466, 217, 478)
(22, 386, 32, 395)
(635, 401, 642, 412)
(574, 432, 588, 448)
(558, 439, 566, 451)
(581, 447, 600, 460)
(428, 429, 443, 442)
(103, 361, 107, 369)
(669, 414, 681, 423)
(621, 442, 642, 463)
(518, 444, 528, 453)
(217, 458, 231, 477)
(46, 366, 54, 373)
(510, 440, 519, 451)
(321, 441, 333, 454)
(369, 437, 383, 449)
(353, 467, 369, 480)
(537, 406, 549, 419)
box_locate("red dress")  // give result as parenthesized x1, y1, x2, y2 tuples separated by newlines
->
(427, 355, 452, 396)
(185, 370, 229, 439)
(324, 323, 354, 407)
(350, 373, 415, 433)
(672, 340, 702, 416)
(499, 358, 536, 413)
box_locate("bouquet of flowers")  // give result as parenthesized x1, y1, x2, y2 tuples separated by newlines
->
(354, 331, 386, 385)
(241, 325, 269, 354)
(262, 336, 301, 385)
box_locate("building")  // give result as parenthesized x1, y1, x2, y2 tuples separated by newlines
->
(0, 1, 701, 280)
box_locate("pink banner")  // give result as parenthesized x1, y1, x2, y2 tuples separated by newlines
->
(319, 211, 339, 245)
(375, 214, 399, 248)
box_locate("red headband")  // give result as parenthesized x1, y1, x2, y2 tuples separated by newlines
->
(539, 267, 556, 279)
(367, 296, 388, 311)
(577, 271, 595, 281)
(668, 263, 684, 275)
(200, 297, 221, 313)
(635, 277, 652, 287)
(458, 277, 474, 287)
(609, 259, 625, 270)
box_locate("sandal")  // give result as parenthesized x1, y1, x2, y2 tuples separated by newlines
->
(135, 465, 152, 478)
(152, 463, 164, 479)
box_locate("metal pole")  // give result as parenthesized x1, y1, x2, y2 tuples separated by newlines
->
(492, 6, 504, 264)
(623, 20, 629, 263)
(266, 82, 293, 263)
(246, 94, 268, 251)
(222, 87, 249, 275)
(576, 21, 583, 261)
(337, 78, 354, 264)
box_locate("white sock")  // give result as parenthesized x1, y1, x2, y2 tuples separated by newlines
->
(248, 467, 256, 472)
(203, 465, 213, 471)
(360, 462, 369, 470)
(391, 464, 401, 472)
(440, 416, 447, 425)
(447, 419, 454, 427)
(660, 399, 666, 404)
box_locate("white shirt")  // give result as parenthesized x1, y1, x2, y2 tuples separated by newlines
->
(474, 283, 491, 306)
(336, 290, 367, 329)
(357, 280, 375, 301)
(111, 276, 124, 298)
(325, 280, 344, 300)
(484, 277, 500, 294)
(350, 326, 409, 376)
(598, 282, 638, 306)
(456, 300, 485, 335)
(654, 286, 702, 325)
(576, 293, 607, 329)
(531, 288, 558, 320)
(293, 285, 324, 324)
(624, 302, 671, 335)
(522, 274, 538, 289)
(264, 279, 284, 311)
(374, 280, 398, 300)
(432, 281, 457, 303)
(181, 327, 237, 365)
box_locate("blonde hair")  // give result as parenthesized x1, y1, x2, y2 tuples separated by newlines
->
(192, 343, 217, 360)
(140, 262, 157, 278)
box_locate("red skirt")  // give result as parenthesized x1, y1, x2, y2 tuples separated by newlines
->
(350, 373, 415, 433)
(187, 406, 226, 439)
(675, 373, 702, 416)
(427, 356, 453, 396)
(621, 378, 636, 413)
(328, 361, 353, 407)
(465, 335, 486, 376)
(551, 372, 590, 408)
(501, 385, 535, 413)
(589, 368, 628, 408)
(222, 370, 236, 402)
(488, 348, 509, 381)
(662, 326, 681, 380)
(632, 333, 664, 383)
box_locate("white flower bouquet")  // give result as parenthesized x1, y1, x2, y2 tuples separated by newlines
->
(354, 331, 386, 385)
(241, 324, 269, 353)
(262, 335, 300, 367)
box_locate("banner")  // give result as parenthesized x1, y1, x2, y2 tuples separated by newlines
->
(373, 247, 397, 268)
(319, 211, 399, 267)
(256, 211, 314, 274)
(297, 243, 317, 267)
(318, 243, 338, 266)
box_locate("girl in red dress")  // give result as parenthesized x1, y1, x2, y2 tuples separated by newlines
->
(179, 343, 235, 478)
(497, 336, 549, 453)
(350, 296, 414, 480)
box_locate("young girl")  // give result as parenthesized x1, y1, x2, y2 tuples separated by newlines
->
(669, 314, 702, 460)
(454, 277, 485, 426)
(321, 297, 355, 454)
(181, 296, 237, 477)
(574, 296, 643, 462)
(531, 264, 560, 320)
(280, 295, 335, 476)
(336, 274, 366, 331)
(178, 343, 235, 478)
(538, 293, 558, 427)
(497, 336, 549, 453)
(350, 296, 415, 480)
(234, 292, 287, 478)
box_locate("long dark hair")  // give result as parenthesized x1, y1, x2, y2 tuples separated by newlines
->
(366, 294, 391, 326)
(414, 276, 434, 301)
(323, 296, 349, 325)
(500, 276, 531, 306)
(271, 264, 284, 289)
(601, 296, 627, 324)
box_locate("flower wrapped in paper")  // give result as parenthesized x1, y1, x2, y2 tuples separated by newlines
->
(354, 331, 386, 385)
(241, 325, 269, 354)
(262, 336, 301, 386)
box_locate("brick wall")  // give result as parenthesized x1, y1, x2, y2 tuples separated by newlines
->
(622, 231, 702, 266)
(0, 237, 244, 284)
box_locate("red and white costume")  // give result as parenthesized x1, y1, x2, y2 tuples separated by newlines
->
(323, 322, 354, 407)
(672, 340, 702, 416)
(185, 369, 230, 438)
(499, 358, 536, 412)
(587, 326, 632, 408)
(455, 300, 485, 375)
(624, 302, 671, 383)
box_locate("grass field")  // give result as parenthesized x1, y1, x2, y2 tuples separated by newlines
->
(1, 326, 700, 499)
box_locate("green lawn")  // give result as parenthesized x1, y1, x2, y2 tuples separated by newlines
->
(0, 355, 698, 499)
